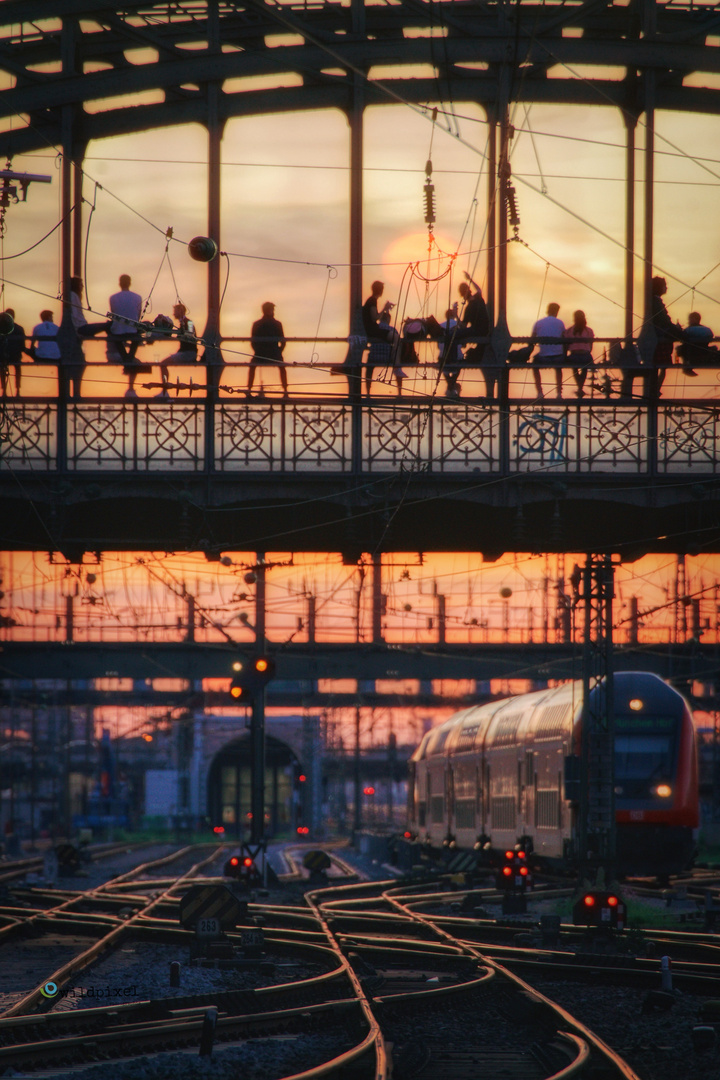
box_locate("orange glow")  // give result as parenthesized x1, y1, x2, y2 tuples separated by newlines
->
(382, 230, 458, 276)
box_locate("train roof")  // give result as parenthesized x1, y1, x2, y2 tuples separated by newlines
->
(410, 673, 689, 762)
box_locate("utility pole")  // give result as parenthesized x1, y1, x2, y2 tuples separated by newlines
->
(578, 553, 616, 883)
(353, 706, 362, 834)
(250, 553, 266, 849)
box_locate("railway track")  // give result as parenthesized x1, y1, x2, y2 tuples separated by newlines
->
(0, 844, 714, 1078)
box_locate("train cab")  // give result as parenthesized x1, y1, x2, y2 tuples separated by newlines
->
(611, 673, 698, 875)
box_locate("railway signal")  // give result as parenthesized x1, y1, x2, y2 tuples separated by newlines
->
(573, 890, 626, 929)
(224, 853, 262, 886)
(496, 849, 532, 914)
(228, 654, 276, 701)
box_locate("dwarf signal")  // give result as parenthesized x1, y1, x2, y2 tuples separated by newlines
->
(573, 891, 626, 929)
(496, 849, 532, 892)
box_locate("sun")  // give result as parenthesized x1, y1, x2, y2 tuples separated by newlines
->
(382, 230, 460, 276)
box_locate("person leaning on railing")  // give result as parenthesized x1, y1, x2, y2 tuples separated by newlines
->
(676, 312, 717, 376)
(562, 310, 594, 398)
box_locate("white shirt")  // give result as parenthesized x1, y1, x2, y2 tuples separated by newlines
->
(109, 288, 142, 336)
(71, 292, 87, 330)
(532, 314, 565, 357)
(32, 320, 60, 360)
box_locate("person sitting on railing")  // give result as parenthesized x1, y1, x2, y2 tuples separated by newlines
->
(676, 312, 716, 376)
(156, 303, 197, 399)
(562, 310, 594, 397)
(1, 309, 24, 397)
(367, 310, 404, 395)
(248, 301, 288, 397)
(108, 275, 146, 399)
(26, 310, 60, 363)
(531, 302, 565, 399)
(362, 280, 405, 393)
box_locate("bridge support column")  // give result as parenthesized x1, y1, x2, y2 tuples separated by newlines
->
(623, 112, 638, 343)
(204, 1, 225, 472)
(486, 104, 497, 327)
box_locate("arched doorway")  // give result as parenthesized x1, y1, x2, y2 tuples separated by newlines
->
(207, 734, 300, 838)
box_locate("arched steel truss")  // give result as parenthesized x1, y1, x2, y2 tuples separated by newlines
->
(1, 0, 720, 336)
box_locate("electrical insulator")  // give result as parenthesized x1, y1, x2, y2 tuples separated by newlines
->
(424, 181, 436, 226)
(507, 182, 520, 228)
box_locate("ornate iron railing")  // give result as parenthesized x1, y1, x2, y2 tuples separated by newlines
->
(3, 393, 720, 477)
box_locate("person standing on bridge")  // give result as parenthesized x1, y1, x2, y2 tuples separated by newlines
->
(248, 301, 288, 397)
(649, 276, 682, 398)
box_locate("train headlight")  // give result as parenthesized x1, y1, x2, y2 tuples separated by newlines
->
(655, 784, 672, 798)
(629, 698, 643, 711)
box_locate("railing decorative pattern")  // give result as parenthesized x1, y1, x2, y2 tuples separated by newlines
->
(2, 398, 719, 477)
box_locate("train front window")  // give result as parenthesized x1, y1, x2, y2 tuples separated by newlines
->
(614, 734, 673, 791)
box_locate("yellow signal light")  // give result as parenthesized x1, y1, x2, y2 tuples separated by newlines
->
(255, 657, 269, 673)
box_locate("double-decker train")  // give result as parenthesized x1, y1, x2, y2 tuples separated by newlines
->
(407, 672, 699, 877)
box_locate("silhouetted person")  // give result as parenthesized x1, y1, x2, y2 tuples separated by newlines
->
(367, 310, 404, 395)
(562, 310, 594, 397)
(362, 280, 404, 393)
(248, 301, 287, 396)
(438, 306, 463, 397)
(531, 302, 565, 398)
(65, 276, 89, 399)
(649, 276, 682, 398)
(28, 310, 60, 362)
(1, 309, 24, 396)
(677, 311, 715, 376)
(157, 303, 197, 398)
(109, 274, 143, 398)
(457, 272, 491, 397)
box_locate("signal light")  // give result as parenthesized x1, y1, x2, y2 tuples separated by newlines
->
(404, 831, 412, 839)
(298, 774, 306, 783)
(517, 851, 526, 860)
(297, 825, 309, 835)
(363, 786, 375, 796)
(608, 895, 618, 907)
(503, 866, 512, 876)
(242, 856, 253, 868)
(230, 856, 239, 866)
(519, 866, 528, 876)
(213, 826, 224, 834)
(574, 891, 626, 928)
(505, 850, 514, 859)
(230, 682, 246, 700)
(584, 895, 596, 906)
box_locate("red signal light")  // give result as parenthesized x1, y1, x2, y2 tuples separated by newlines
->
(242, 857, 253, 868)
(404, 831, 412, 839)
(502, 866, 512, 876)
(230, 684, 245, 699)
(230, 856, 239, 866)
(255, 657, 269, 673)
(519, 866, 528, 876)
(363, 786, 375, 796)
(517, 851, 526, 860)
(213, 826, 224, 834)
(505, 850, 514, 860)
(607, 895, 618, 907)
(298, 774, 306, 782)
(584, 895, 595, 906)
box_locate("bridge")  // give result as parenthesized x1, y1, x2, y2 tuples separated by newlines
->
(3, 353, 720, 557)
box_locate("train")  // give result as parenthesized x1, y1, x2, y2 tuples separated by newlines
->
(407, 672, 699, 878)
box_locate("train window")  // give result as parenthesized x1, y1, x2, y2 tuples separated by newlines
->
(615, 734, 673, 780)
